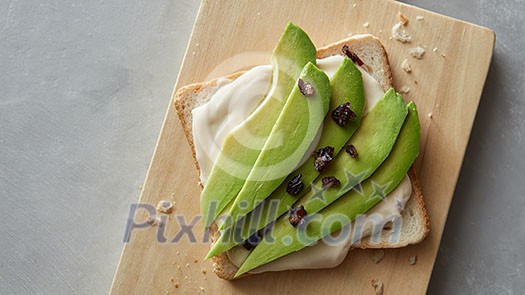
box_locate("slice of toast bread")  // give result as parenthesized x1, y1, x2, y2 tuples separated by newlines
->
(174, 34, 429, 280)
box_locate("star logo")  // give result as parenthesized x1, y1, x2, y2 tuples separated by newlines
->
(340, 169, 369, 196)
(370, 180, 391, 201)
(308, 183, 326, 204)
(395, 198, 404, 210)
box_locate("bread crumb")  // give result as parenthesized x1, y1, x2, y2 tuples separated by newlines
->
(399, 85, 411, 94)
(193, 258, 199, 263)
(185, 263, 190, 268)
(157, 200, 174, 214)
(184, 275, 188, 279)
(379, 29, 383, 33)
(401, 59, 412, 73)
(409, 46, 425, 59)
(199, 287, 205, 293)
(176, 251, 180, 255)
(363, 22, 370, 28)
(353, 3, 357, 8)
(174, 283, 179, 288)
(391, 22, 411, 43)
(416, 15, 424, 21)
(399, 13, 409, 26)
(441, 53, 446, 58)
(371, 250, 385, 264)
(409, 256, 418, 265)
(257, 12, 261, 16)
(201, 268, 207, 274)
(433, 47, 438, 53)
(428, 113, 433, 119)
(177, 264, 181, 269)
(371, 279, 384, 295)
(192, 51, 196, 55)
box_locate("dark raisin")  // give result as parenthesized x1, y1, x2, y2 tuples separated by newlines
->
(346, 144, 358, 158)
(332, 102, 356, 127)
(289, 205, 307, 227)
(286, 174, 304, 196)
(242, 231, 262, 251)
(322, 176, 341, 189)
(298, 78, 315, 97)
(312, 146, 335, 172)
(342, 44, 364, 66)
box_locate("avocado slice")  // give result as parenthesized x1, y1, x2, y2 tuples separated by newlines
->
(201, 23, 316, 228)
(294, 89, 407, 213)
(235, 102, 420, 277)
(207, 57, 366, 257)
(222, 62, 331, 229)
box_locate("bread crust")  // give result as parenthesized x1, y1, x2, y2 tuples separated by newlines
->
(174, 34, 429, 280)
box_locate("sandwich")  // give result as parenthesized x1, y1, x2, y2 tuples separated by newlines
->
(175, 23, 429, 280)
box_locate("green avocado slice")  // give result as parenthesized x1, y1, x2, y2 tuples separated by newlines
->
(200, 23, 316, 228)
(293, 89, 407, 214)
(207, 57, 366, 258)
(221, 62, 331, 230)
(235, 102, 420, 277)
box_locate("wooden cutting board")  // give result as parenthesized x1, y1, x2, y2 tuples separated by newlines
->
(111, 0, 494, 293)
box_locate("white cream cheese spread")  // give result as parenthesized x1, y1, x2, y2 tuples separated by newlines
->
(191, 55, 412, 272)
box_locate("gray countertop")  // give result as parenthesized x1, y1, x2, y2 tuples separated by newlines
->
(0, 0, 523, 294)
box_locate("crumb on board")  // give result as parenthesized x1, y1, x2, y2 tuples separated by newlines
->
(371, 250, 385, 264)
(391, 22, 411, 43)
(409, 46, 425, 59)
(410, 256, 418, 265)
(363, 22, 370, 28)
(400, 85, 411, 94)
(371, 279, 384, 295)
(433, 47, 438, 53)
(399, 13, 409, 25)
(174, 283, 179, 288)
(353, 3, 357, 8)
(193, 258, 199, 263)
(441, 53, 446, 58)
(416, 15, 424, 21)
(185, 263, 190, 268)
(428, 113, 433, 119)
(157, 200, 174, 214)
(401, 59, 412, 73)
(201, 268, 207, 274)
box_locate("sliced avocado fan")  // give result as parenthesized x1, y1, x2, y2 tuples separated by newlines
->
(200, 22, 316, 228)
(221, 62, 331, 230)
(207, 57, 366, 258)
(235, 102, 420, 277)
(295, 89, 408, 214)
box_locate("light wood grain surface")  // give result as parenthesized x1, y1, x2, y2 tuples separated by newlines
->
(111, 0, 494, 293)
